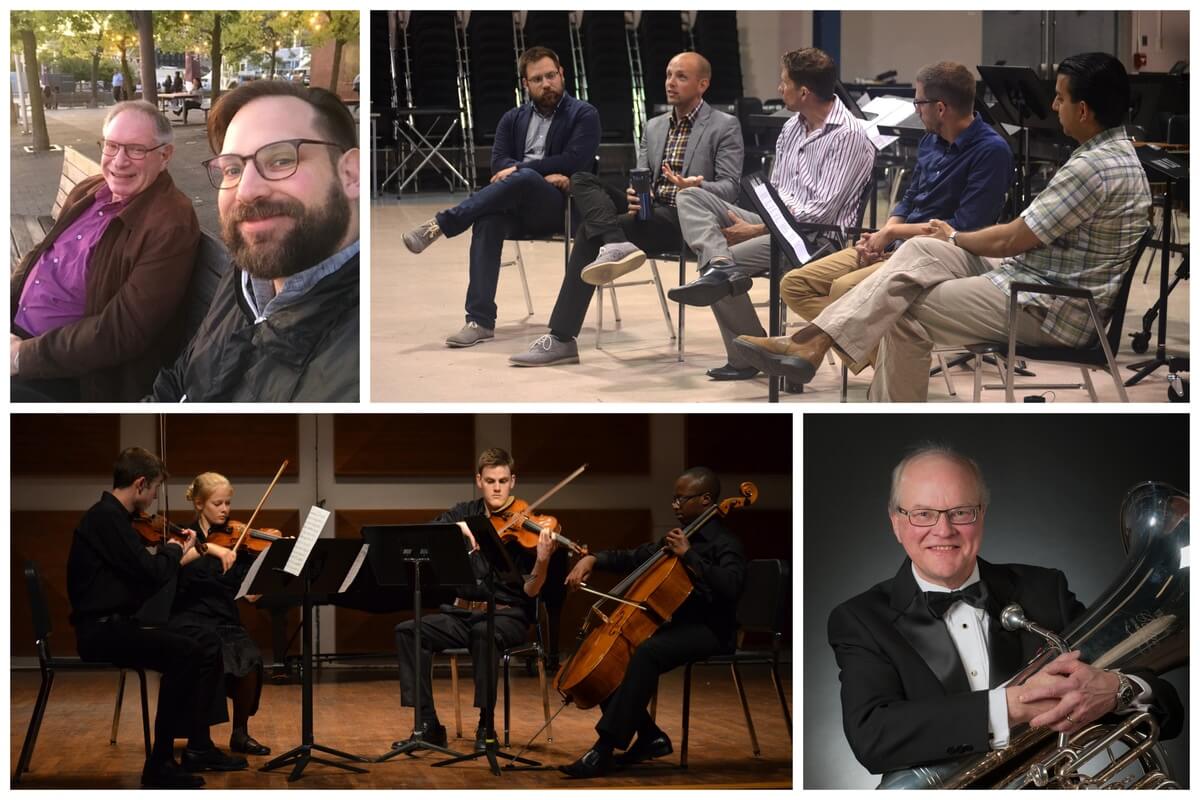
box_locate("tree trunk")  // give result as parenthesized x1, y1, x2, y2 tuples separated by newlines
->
(210, 13, 223, 102)
(269, 45, 277, 81)
(131, 10, 157, 104)
(119, 47, 131, 101)
(20, 28, 50, 151)
(89, 50, 100, 108)
(329, 38, 343, 93)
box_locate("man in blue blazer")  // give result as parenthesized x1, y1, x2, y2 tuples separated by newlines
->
(403, 47, 600, 348)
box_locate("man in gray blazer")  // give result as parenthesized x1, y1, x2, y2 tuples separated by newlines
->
(510, 51, 743, 366)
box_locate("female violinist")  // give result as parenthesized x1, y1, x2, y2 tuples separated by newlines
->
(167, 472, 271, 757)
(559, 467, 747, 778)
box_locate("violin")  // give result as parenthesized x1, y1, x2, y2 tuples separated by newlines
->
(205, 521, 288, 554)
(490, 498, 589, 557)
(132, 512, 204, 553)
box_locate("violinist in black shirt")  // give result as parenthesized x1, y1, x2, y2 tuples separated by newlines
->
(394, 447, 559, 751)
(167, 472, 271, 757)
(560, 466, 747, 778)
(66, 448, 247, 789)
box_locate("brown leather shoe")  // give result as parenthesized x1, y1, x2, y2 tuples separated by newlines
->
(733, 326, 833, 385)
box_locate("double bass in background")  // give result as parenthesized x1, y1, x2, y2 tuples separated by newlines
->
(555, 467, 754, 779)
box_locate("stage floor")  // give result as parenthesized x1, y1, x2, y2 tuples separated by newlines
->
(371, 194, 1189, 403)
(10, 663, 793, 789)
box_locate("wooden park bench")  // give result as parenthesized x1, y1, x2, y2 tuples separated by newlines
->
(10, 144, 231, 347)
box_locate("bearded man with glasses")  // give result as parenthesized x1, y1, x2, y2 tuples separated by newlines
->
(149, 81, 360, 402)
(827, 444, 1181, 779)
(11, 100, 199, 402)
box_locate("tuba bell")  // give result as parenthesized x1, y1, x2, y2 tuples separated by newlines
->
(879, 481, 1188, 789)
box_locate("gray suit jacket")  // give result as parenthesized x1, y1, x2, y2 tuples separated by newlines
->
(637, 101, 743, 204)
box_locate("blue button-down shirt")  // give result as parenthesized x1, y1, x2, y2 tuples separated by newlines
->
(890, 113, 1012, 232)
(241, 239, 359, 321)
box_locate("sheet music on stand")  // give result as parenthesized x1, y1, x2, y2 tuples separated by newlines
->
(234, 505, 335, 599)
(745, 175, 811, 267)
(860, 95, 914, 150)
(338, 543, 370, 594)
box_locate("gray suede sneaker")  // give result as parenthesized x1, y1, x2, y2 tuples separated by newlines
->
(445, 321, 494, 348)
(403, 218, 443, 254)
(509, 334, 580, 366)
(580, 242, 647, 286)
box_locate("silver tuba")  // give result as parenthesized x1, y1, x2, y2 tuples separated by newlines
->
(880, 481, 1188, 789)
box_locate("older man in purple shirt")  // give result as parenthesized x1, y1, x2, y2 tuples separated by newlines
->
(11, 100, 199, 401)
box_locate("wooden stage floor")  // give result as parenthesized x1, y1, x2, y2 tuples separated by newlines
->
(11, 664, 793, 789)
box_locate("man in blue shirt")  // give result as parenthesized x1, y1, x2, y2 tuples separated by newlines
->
(779, 61, 1011, 370)
(401, 47, 601, 348)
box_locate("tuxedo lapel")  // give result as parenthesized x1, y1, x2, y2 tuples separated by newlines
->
(980, 559, 1024, 686)
(890, 560, 971, 696)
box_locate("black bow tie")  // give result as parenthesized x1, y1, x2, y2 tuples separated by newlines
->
(924, 582, 988, 618)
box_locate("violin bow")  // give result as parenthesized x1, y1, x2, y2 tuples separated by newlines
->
(232, 459, 289, 551)
(493, 462, 588, 538)
(158, 414, 170, 547)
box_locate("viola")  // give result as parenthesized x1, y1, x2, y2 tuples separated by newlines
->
(206, 520, 288, 554)
(132, 512, 204, 552)
(490, 498, 588, 557)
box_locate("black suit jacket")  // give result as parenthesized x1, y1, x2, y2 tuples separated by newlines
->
(828, 557, 1182, 775)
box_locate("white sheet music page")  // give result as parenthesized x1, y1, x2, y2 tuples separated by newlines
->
(860, 95, 914, 150)
(284, 506, 332, 577)
(753, 182, 810, 263)
(338, 543, 370, 594)
(235, 547, 270, 599)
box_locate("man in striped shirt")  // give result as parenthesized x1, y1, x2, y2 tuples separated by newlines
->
(735, 52, 1150, 401)
(668, 48, 875, 381)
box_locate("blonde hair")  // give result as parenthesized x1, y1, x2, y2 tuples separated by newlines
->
(185, 472, 232, 506)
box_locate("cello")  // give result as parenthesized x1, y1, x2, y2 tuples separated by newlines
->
(553, 481, 758, 709)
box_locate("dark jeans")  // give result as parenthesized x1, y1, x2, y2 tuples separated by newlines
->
(595, 621, 723, 750)
(395, 609, 530, 727)
(75, 618, 223, 764)
(548, 172, 682, 340)
(436, 169, 566, 329)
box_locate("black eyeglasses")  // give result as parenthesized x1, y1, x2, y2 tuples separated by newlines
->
(202, 138, 347, 189)
(895, 505, 981, 527)
(672, 493, 706, 506)
(912, 99, 939, 107)
(98, 139, 168, 160)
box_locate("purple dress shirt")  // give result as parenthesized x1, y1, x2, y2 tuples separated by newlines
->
(14, 185, 128, 336)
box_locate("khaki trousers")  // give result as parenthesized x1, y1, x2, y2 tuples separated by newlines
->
(810, 238, 1057, 402)
(779, 246, 887, 320)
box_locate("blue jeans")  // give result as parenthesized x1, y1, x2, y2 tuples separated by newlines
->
(436, 169, 565, 328)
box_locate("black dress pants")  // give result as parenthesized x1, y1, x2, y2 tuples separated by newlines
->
(548, 172, 683, 340)
(75, 618, 223, 762)
(395, 609, 529, 726)
(595, 621, 724, 750)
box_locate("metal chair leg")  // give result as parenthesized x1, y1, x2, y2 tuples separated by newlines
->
(608, 284, 622, 322)
(536, 650, 552, 742)
(503, 652, 511, 747)
(1081, 367, 1099, 402)
(730, 662, 760, 757)
(450, 654, 463, 739)
(15, 667, 55, 783)
(595, 280, 606, 349)
(840, 364, 848, 402)
(648, 260, 676, 340)
(680, 662, 693, 768)
(973, 356, 984, 402)
(937, 353, 955, 396)
(137, 670, 152, 758)
(514, 243, 534, 317)
(769, 659, 792, 738)
(111, 669, 127, 744)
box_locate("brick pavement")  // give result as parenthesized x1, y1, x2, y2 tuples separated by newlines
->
(10, 105, 222, 233)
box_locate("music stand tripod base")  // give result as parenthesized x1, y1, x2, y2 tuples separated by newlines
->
(261, 743, 370, 782)
(377, 730, 468, 762)
(432, 737, 541, 775)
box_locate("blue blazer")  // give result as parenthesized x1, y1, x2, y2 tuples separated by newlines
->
(491, 93, 600, 177)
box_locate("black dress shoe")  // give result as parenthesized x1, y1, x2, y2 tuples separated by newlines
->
(181, 746, 248, 772)
(230, 732, 271, 756)
(615, 732, 674, 766)
(706, 363, 760, 381)
(142, 759, 205, 788)
(560, 747, 614, 779)
(474, 726, 489, 751)
(667, 270, 733, 306)
(394, 722, 448, 749)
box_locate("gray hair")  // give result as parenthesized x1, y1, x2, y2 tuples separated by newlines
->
(887, 442, 990, 511)
(103, 100, 174, 146)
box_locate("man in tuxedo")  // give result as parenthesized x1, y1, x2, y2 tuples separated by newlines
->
(828, 445, 1181, 778)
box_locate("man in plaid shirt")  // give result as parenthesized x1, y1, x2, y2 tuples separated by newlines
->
(735, 52, 1150, 401)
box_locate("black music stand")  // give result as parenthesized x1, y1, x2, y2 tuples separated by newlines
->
(254, 538, 372, 781)
(366, 523, 476, 762)
(741, 173, 839, 402)
(433, 516, 540, 775)
(977, 65, 1055, 212)
(1126, 148, 1189, 389)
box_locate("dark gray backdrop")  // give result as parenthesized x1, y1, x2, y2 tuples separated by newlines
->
(802, 413, 1189, 789)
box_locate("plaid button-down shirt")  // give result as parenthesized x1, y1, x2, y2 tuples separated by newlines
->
(653, 100, 704, 207)
(987, 127, 1150, 347)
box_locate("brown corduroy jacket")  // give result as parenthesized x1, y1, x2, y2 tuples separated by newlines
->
(11, 169, 199, 401)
